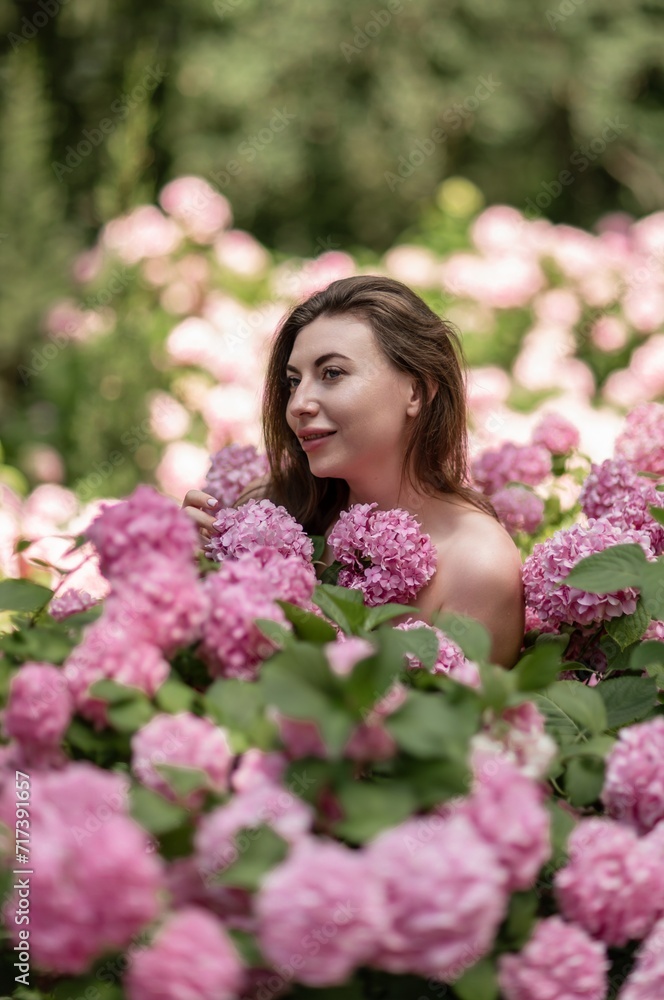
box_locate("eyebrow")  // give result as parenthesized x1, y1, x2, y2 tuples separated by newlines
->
(286, 352, 352, 373)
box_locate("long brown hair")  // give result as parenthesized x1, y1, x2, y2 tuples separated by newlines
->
(256, 275, 495, 535)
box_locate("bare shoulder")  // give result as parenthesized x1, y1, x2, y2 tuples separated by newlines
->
(430, 506, 524, 667)
(232, 473, 272, 509)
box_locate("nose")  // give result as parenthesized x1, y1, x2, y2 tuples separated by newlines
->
(287, 377, 320, 419)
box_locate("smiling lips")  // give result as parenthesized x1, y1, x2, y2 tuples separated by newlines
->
(299, 430, 336, 450)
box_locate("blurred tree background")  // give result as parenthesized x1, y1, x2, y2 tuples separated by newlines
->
(1, 0, 664, 497)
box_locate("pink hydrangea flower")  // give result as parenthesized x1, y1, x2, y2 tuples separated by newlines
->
(104, 555, 208, 655)
(615, 403, 664, 476)
(217, 547, 317, 608)
(580, 458, 664, 553)
(86, 485, 198, 580)
(125, 907, 244, 1000)
(602, 717, 664, 833)
(394, 619, 480, 688)
(471, 702, 557, 780)
(64, 619, 169, 728)
(230, 749, 288, 793)
(644, 619, 664, 641)
(3, 763, 163, 975)
(492, 485, 545, 536)
(131, 712, 234, 808)
(256, 837, 384, 987)
(472, 442, 552, 495)
(163, 857, 254, 932)
(49, 588, 98, 621)
(532, 412, 580, 455)
(328, 503, 437, 606)
(159, 175, 233, 242)
(205, 498, 313, 563)
(204, 443, 269, 508)
(523, 519, 652, 628)
(555, 818, 664, 946)
(458, 756, 551, 891)
(4, 662, 73, 747)
(198, 571, 290, 681)
(620, 915, 664, 1000)
(367, 813, 508, 981)
(195, 781, 313, 887)
(324, 635, 375, 676)
(498, 916, 608, 1000)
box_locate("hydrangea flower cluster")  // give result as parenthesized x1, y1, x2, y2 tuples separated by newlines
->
(327, 503, 437, 605)
(580, 458, 664, 554)
(1, 763, 163, 974)
(394, 618, 480, 688)
(3, 662, 73, 750)
(204, 443, 269, 507)
(620, 916, 664, 1000)
(125, 907, 244, 1000)
(49, 587, 98, 621)
(554, 818, 664, 946)
(602, 717, 664, 833)
(198, 567, 290, 680)
(217, 546, 317, 608)
(205, 498, 314, 563)
(131, 712, 234, 808)
(472, 702, 557, 780)
(498, 917, 608, 1000)
(523, 519, 652, 628)
(86, 484, 199, 579)
(256, 838, 385, 986)
(615, 402, 664, 476)
(532, 412, 581, 455)
(492, 485, 545, 537)
(471, 441, 552, 495)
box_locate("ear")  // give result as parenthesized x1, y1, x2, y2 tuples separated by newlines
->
(406, 378, 435, 417)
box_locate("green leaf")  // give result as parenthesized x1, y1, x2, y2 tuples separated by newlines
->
(565, 755, 605, 806)
(364, 603, 418, 630)
(313, 583, 367, 634)
(453, 958, 498, 1000)
(394, 755, 471, 807)
(563, 543, 647, 592)
(386, 689, 477, 759)
(89, 678, 145, 704)
(547, 798, 577, 867)
(213, 824, 288, 890)
(155, 764, 210, 799)
(309, 533, 327, 562)
(254, 617, 293, 647)
(261, 645, 354, 756)
(597, 675, 658, 730)
(649, 505, 664, 525)
(501, 890, 539, 950)
(0, 623, 75, 664)
(533, 681, 608, 745)
(52, 979, 123, 1000)
(384, 624, 440, 670)
(320, 560, 343, 585)
(107, 696, 155, 733)
(514, 642, 566, 692)
(640, 561, 664, 619)
(204, 678, 275, 751)
(277, 600, 338, 643)
(605, 599, 650, 650)
(334, 781, 416, 842)
(433, 611, 492, 663)
(559, 735, 615, 760)
(476, 660, 515, 712)
(154, 674, 197, 713)
(129, 785, 188, 834)
(631, 639, 664, 672)
(0, 578, 53, 612)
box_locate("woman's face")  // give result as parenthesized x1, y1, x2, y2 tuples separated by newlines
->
(284, 314, 421, 482)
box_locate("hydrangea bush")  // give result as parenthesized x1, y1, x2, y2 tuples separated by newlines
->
(0, 406, 664, 999)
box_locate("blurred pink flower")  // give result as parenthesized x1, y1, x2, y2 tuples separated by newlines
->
(204, 443, 269, 507)
(470, 205, 526, 254)
(155, 441, 210, 501)
(492, 485, 545, 536)
(102, 205, 182, 264)
(590, 315, 628, 351)
(620, 915, 664, 1000)
(4, 662, 73, 748)
(131, 712, 233, 808)
(498, 916, 608, 1000)
(394, 618, 480, 687)
(214, 229, 270, 277)
(533, 289, 581, 327)
(602, 717, 664, 833)
(49, 587, 98, 621)
(555, 818, 664, 946)
(615, 402, 664, 475)
(125, 907, 244, 1000)
(532, 412, 580, 454)
(472, 441, 552, 495)
(159, 176, 232, 243)
(623, 287, 664, 333)
(383, 245, 440, 287)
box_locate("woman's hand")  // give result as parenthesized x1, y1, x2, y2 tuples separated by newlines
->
(181, 490, 219, 543)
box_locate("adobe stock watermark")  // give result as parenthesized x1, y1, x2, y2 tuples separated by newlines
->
(384, 76, 501, 191)
(546, 0, 585, 31)
(51, 65, 167, 182)
(340, 0, 412, 61)
(212, 0, 244, 17)
(524, 117, 627, 220)
(8, 0, 71, 51)
(208, 107, 296, 189)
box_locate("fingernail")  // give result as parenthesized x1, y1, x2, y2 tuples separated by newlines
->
(207, 498, 218, 507)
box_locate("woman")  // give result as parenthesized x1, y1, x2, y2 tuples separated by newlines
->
(184, 275, 524, 667)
